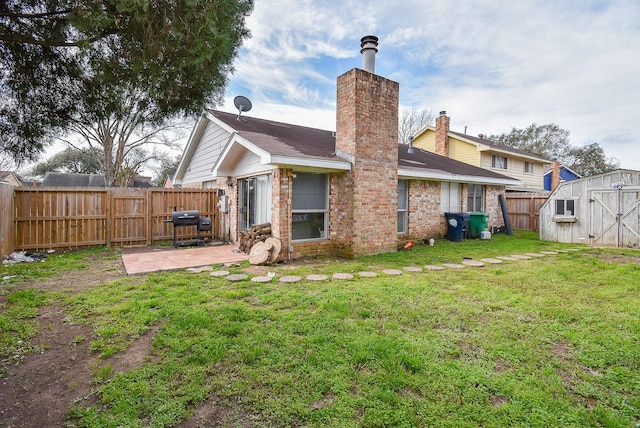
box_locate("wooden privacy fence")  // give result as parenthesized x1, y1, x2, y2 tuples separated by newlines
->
(12, 188, 219, 251)
(504, 193, 548, 231)
(0, 183, 14, 259)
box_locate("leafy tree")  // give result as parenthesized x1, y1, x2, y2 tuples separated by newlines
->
(152, 153, 181, 187)
(30, 147, 103, 177)
(1, 0, 254, 171)
(399, 107, 434, 144)
(565, 143, 620, 177)
(488, 123, 570, 161)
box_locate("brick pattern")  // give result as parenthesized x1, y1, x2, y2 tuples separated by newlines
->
(435, 113, 450, 157)
(403, 180, 447, 242)
(484, 185, 505, 229)
(334, 68, 400, 257)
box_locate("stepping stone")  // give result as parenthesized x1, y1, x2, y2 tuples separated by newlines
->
(358, 271, 378, 277)
(332, 273, 354, 280)
(186, 266, 213, 273)
(424, 265, 445, 271)
(462, 259, 485, 267)
(251, 276, 273, 283)
(523, 252, 545, 257)
(382, 269, 403, 275)
(566, 248, 582, 251)
(307, 274, 328, 281)
(510, 254, 532, 259)
(480, 258, 503, 264)
(403, 266, 423, 273)
(279, 275, 302, 283)
(442, 263, 466, 269)
(540, 251, 559, 255)
(226, 274, 248, 282)
(496, 256, 518, 261)
(209, 270, 230, 277)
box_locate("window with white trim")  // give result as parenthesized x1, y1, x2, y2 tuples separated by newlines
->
(440, 182, 461, 213)
(292, 172, 328, 240)
(524, 161, 534, 174)
(397, 180, 408, 234)
(492, 155, 508, 170)
(467, 184, 484, 211)
(555, 199, 576, 216)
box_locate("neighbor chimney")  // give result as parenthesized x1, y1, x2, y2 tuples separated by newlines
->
(551, 161, 560, 191)
(435, 110, 450, 157)
(360, 35, 379, 73)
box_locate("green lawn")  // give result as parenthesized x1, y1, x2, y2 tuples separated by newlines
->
(2, 232, 639, 427)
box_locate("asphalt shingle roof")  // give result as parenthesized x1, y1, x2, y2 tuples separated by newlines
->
(210, 110, 515, 181)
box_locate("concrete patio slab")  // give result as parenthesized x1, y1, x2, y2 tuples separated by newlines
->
(121, 244, 248, 274)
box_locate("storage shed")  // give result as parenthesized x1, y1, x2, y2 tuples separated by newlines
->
(539, 169, 640, 247)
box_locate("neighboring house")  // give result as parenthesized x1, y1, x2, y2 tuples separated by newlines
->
(0, 171, 21, 186)
(543, 162, 581, 191)
(174, 36, 520, 258)
(163, 175, 175, 189)
(42, 172, 107, 187)
(41, 172, 154, 188)
(412, 112, 551, 192)
(539, 169, 640, 247)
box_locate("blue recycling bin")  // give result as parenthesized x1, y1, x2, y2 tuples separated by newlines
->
(445, 212, 470, 242)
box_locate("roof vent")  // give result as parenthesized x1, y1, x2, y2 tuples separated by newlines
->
(478, 134, 484, 139)
(360, 35, 379, 73)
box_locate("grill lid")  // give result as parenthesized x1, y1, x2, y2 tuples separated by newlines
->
(172, 210, 200, 226)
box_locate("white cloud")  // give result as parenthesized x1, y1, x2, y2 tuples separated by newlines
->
(222, 0, 640, 169)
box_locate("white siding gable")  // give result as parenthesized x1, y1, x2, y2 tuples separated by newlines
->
(181, 121, 230, 185)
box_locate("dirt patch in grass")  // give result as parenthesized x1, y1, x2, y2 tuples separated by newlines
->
(0, 252, 159, 427)
(591, 252, 640, 264)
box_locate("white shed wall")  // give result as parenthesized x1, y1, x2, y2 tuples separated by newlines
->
(540, 170, 640, 247)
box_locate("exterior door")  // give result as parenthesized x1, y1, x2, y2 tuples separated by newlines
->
(238, 175, 272, 232)
(589, 187, 640, 247)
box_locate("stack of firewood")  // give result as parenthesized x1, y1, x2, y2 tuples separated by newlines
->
(238, 222, 272, 253)
(239, 222, 285, 265)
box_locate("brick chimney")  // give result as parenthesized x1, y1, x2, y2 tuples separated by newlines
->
(435, 110, 450, 157)
(551, 161, 561, 191)
(334, 36, 399, 257)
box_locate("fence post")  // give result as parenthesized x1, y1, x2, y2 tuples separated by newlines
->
(105, 189, 112, 247)
(146, 189, 152, 246)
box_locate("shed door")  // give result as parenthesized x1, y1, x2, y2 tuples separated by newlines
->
(589, 188, 640, 247)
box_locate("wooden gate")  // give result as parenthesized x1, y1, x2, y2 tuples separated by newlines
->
(589, 187, 640, 247)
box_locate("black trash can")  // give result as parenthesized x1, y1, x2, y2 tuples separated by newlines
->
(444, 212, 470, 242)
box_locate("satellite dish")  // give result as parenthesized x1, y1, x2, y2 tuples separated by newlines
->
(234, 95, 252, 120)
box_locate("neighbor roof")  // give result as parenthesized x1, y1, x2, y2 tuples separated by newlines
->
(448, 130, 550, 162)
(42, 172, 106, 187)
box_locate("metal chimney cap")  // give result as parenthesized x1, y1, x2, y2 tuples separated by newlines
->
(439, 110, 447, 116)
(360, 35, 379, 53)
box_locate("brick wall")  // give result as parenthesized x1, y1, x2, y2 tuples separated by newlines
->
(435, 111, 450, 157)
(334, 68, 399, 257)
(484, 185, 505, 229)
(402, 180, 447, 242)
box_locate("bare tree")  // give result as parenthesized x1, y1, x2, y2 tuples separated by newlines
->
(398, 107, 435, 144)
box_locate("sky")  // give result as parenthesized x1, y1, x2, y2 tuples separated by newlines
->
(214, 0, 640, 170)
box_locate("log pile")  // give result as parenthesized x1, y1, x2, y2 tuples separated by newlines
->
(239, 223, 285, 265)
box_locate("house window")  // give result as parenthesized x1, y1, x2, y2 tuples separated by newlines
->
(397, 180, 408, 234)
(239, 175, 272, 231)
(492, 155, 508, 170)
(555, 199, 576, 216)
(524, 162, 534, 174)
(467, 184, 484, 211)
(292, 172, 328, 240)
(440, 182, 461, 213)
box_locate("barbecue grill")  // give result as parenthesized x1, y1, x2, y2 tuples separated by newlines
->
(163, 209, 212, 247)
